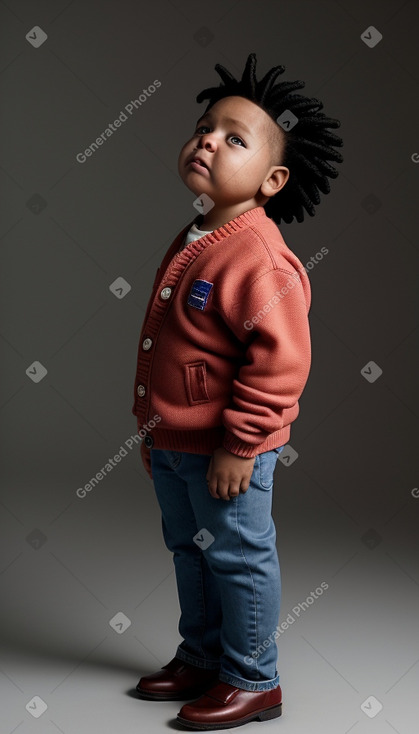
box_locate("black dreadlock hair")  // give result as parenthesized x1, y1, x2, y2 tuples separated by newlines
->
(195, 52, 344, 225)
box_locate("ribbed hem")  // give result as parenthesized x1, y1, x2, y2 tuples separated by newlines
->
(138, 425, 290, 458)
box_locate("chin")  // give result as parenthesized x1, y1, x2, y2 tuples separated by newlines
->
(181, 178, 205, 197)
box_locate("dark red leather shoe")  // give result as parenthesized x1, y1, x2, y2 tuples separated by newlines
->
(176, 680, 282, 729)
(136, 656, 221, 701)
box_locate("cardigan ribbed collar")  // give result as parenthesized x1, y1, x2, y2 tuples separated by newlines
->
(188, 205, 267, 246)
(157, 206, 270, 284)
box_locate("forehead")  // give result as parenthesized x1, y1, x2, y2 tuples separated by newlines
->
(198, 95, 275, 138)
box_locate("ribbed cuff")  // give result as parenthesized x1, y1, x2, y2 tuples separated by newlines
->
(222, 429, 285, 458)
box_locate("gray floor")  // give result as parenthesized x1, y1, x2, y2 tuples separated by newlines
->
(1, 468, 418, 734)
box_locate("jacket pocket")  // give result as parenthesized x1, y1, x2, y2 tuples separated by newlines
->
(184, 361, 210, 405)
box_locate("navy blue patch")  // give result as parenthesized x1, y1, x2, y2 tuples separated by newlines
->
(187, 279, 213, 311)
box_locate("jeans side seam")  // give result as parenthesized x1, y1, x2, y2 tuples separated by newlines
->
(233, 499, 260, 677)
(197, 552, 207, 659)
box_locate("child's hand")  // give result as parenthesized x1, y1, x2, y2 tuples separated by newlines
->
(206, 447, 255, 501)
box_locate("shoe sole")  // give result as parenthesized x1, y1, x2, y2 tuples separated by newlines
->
(176, 702, 282, 729)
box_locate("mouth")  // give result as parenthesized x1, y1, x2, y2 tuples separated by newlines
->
(187, 155, 210, 172)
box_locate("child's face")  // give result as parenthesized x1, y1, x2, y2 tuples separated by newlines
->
(178, 95, 288, 217)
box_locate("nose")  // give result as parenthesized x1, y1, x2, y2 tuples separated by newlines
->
(196, 132, 217, 151)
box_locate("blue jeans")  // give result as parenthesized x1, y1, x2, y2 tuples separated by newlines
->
(149, 445, 284, 692)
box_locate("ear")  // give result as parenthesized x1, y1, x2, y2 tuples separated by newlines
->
(260, 166, 290, 199)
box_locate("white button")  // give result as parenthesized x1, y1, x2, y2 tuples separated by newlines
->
(137, 384, 145, 397)
(142, 338, 152, 350)
(160, 287, 172, 300)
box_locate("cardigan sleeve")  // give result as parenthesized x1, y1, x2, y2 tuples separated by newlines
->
(220, 267, 311, 457)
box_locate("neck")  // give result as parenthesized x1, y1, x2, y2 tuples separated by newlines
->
(199, 202, 263, 231)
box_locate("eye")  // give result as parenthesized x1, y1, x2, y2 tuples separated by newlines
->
(230, 135, 245, 147)
(194, 126, 246, 147)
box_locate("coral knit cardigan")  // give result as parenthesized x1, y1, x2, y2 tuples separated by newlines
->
(132, 206, 311, 458)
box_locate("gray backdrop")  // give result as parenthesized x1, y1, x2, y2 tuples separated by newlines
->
(1, 1, 418, 732)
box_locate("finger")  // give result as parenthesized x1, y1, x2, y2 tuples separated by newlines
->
(215, 485, 228, 500)
(217, 479, 231, 501)
(227, 478, 242, 498)
(206, 476, 219, 499)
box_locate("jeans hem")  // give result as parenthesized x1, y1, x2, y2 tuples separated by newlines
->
(218, 672, 280, 691)
(175, 646, 221, 671)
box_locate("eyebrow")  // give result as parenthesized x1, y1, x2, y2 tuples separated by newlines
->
(195, 112, 253, 137)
